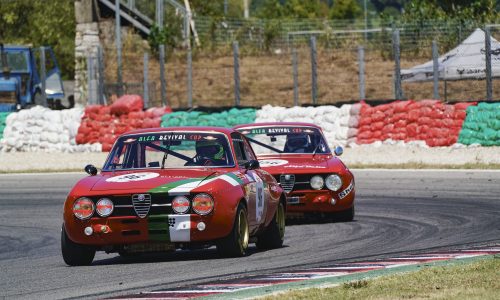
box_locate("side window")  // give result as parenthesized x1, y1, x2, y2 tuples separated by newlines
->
(242, 137, 257, 161)
(231, 133, 248, 166)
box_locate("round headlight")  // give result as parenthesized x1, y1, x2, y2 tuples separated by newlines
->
(96, 198, 114, 217)
(325, 174, 343, 191)
(192, 193, 214, 215)
(172, 196, 190, 214)
(73, 197, 94, 220)
(310, 175, 324, 190)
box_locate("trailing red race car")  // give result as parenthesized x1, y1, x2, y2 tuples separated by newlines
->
(234, 122, 355, 221)
(62, 127, 285, 266)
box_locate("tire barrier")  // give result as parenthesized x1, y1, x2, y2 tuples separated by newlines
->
(161, 108, 256, 128)
(356, 100, 476, 147)
(255, 104, 361, 147)
(0, 106, 99, 152)
(76, 95, 171, 152)
(0, 112, 10, 142)
(458, 102, 500, 146)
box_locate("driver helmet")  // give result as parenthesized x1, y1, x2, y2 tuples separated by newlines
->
(285, 134, 309, 152)
(196, 140, 225, 160)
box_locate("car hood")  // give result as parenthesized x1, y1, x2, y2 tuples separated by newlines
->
(90, 169, 235, 192)
(257, 154, 343, 174)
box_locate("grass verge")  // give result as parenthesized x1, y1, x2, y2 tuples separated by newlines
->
(262, 256, 500, 300)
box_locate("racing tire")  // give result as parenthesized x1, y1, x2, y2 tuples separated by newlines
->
(256, 201, 285, 250)
(61, 225, 96, 266)
(216, 203, 249, 257)
(336, 205, 355, 222)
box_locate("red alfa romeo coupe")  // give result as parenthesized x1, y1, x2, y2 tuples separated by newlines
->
(62, 127, 285, 266)
(234, 122, 355, 221)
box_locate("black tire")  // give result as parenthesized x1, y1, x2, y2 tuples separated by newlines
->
(61, 225, 96, 266)
(256, 201, 285, 250)
(336, 205, 355, 222)
(216, 203, 249, 257)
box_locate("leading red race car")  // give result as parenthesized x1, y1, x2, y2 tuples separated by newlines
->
(234, 122, 355, 221)
(62, 127, 285, 266)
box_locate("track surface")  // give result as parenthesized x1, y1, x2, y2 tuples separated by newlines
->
(0, 170, 499, 299)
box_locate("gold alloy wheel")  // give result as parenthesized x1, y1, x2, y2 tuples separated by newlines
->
(277, 203, 285, 239)
(238, 209, 249, 250)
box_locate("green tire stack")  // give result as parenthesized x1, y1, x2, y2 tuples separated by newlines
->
(458, 102, 500, 146)
(0, 112, 10, 141)
(161, 108, 256, 128)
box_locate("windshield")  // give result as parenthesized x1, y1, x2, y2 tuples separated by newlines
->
(237, 126, 330, 155)
(0, 50, 29, 72)
(103, 131, 235, 170)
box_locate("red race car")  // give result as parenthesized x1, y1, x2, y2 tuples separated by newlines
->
(234, 122, 355, 221)
(62, 127, 285, 266)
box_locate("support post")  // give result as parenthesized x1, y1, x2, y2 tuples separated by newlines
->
(393, 29, 403, 100)
(156, 0, 164, 27)
(40, 47, 47, 106)
(292, 48, 299, 106)
(143, 52, 149, 109)
(485, 26, 493, 101)
(233, 41, 241, 106)
(115, 0, 123, 95)
(187, 48, 193, 108)
(97, 45, 105, 105)
(432, 40, 439, 99)
(159, 45, 167, 107)
(358, 46, 365, 100)
(310, 36, 318, 104)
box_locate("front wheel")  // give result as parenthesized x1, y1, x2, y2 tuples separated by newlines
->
(256, 201, 285, 250)
(61, 225, 96, 266)
(216, 203, 249, 257)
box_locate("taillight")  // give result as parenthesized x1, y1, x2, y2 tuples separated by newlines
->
(172, 196, 190, 214)
(73, 197, 94, 220)
(96, 198, 114, 217)
(192, 193, 214, 215)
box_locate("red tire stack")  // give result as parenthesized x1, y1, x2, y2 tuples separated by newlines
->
(357, 100, 475, 147)
(76, 95, 172, 151)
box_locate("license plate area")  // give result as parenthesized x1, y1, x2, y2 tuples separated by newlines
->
(123, 242, 175, 253)
(287, 196, 300, 205)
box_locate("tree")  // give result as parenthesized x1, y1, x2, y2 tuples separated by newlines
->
(330, 0, 362, 20)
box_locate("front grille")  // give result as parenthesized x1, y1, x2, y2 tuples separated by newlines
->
(279, 174, 295, 193)
(88, 194, 174, 218)
(132, 194, 151, 218)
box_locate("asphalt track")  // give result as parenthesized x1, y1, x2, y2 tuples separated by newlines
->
(0, 170, 499, 299)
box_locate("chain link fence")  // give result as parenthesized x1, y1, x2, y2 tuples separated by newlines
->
(82, 16, 500, 108)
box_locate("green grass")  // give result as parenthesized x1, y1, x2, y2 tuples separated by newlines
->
(262, 257, 500, 300)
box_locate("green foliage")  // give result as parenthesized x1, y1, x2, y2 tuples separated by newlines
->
(0, 0, 75, 79)
(330, 0, 362, 20)
(403, 0, 499, 23)
(255, 0, 330, 19)
(148, 22, 181, 55)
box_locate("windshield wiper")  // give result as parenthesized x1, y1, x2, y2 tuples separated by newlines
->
(312, 143, 321, 158)
(161, 132, 174, 169)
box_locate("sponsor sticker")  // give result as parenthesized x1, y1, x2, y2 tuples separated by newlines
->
(338, 181, 354, 199)
(106, 172, 160, 183)
(259, 159, 288, 167)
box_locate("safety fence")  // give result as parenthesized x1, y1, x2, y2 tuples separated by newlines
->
(1, 97, 499, 153)
(82, 24, 500, 110)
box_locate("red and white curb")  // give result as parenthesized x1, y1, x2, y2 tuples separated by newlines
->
(108, 245, 500, 299)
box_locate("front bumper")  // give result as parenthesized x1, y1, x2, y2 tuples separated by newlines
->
(285, 187, 355, 214)
(65, 213, 232, 247)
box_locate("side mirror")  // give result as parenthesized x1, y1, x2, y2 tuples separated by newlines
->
(334, 146, 343, 156)
(84, 164, 98, 176)
(244, 160, 260, 170)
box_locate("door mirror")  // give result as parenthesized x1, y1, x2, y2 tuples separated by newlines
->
(244, 160, 260, 170)
(334, 146, 343, 156)
(84, 164, 98, 176)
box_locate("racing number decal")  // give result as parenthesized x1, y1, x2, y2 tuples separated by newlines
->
(254, 173, 265, 222)
(106, 172, 160, 182)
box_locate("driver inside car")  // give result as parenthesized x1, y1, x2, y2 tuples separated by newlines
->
(188, 140, 228, 166)
(284, 134, 311, 153)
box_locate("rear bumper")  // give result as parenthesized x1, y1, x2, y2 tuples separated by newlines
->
(64, 213, 232, 247)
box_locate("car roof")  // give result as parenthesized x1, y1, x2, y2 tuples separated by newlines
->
(122, 126, 236, 136)
(234, 122, 321, 130)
